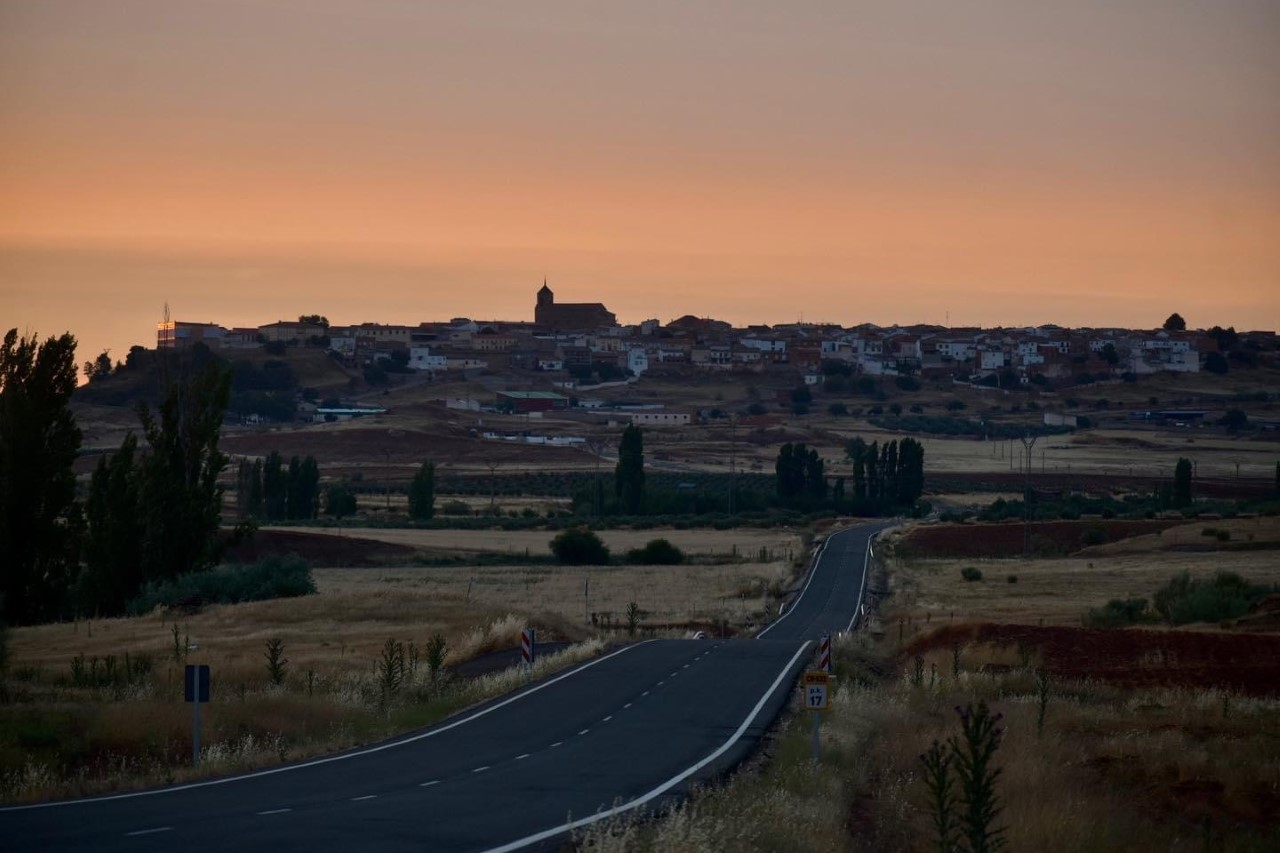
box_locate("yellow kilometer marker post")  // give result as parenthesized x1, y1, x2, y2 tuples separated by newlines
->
(803, 670, 830, 762)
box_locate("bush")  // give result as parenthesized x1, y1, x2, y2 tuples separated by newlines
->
(440, 500, 472, 516)
(126, 554, 316, 615)
(1152, 570, 1275, 625)
(626, 538, 685, 565)
(1006, 575, 1018, 584)
(960, 567, 983, 582)
(549, 528, 611, 565)
(1083, 598, 1151, 628)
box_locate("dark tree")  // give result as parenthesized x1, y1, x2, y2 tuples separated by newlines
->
(83, 351, 114, 383)
(1100, 343, 1119, 366)
(80, 434, 144, 615)
(325, 485, 358, 518)
(1204, 352, 1229, 375)
(615, 424, 646, 514)
(0, 330, 83, 623)
(298, 314, 330, 328)
(262, 451, 287, 521)
(1172, 457, 1193, 508)
(848, 437, 868, 500)
(549, 528, 610, 565)
(804, 447, 826, 501)
(135, 361, 232, 583)
(236, 458, 264, 520)
(408, 461, 436, 520)
(1219, 409, 1247, 432)
(285, 455, 320, 520)
(1163, 313, 1186, 331)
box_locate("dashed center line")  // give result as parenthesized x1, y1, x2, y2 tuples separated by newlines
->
(656, 681, 665, 687)
(351, 795, 377, 802)
(623, 702, 633, 709)
(669, 671, 678, 677)
(682, 664, 690, 669)
(257, 808, 292, 816)
(642, 690, 650, 696)
(515, 753, 530, 761)
(472, 766, 490, 774)
(578, 728, 590, 736)
(551, 741, 563, 748)
(420, 780, 440, 787)
(602, 715, 613, 723)
(125, 827, 172, 837)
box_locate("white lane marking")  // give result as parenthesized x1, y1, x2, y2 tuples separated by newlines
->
(759, 525, 880, 639)
(0, 640, 660, 812)
(351, 795, 377, 801)
(601, 716, 613, 723)
(550, 741, 563, 748)
(125, 827, 172, 837)
(420, 780, 440, 787)
(656, 680, 665, 686)
(623, 703, 632, 709)
(483, 641, 813, 853)
(257, 808, 292, 815)
(682, 664, 689, 669)
(642, 690, 650, 696)
(844, 533, 877, 634)
(515, 754, 530, 760)
(472, 766, 490, 774)
(577, 728, 589, 735)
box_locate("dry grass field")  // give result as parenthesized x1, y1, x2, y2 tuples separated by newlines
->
(586, 517, 1280, 852)
(1, 523, 803, 803)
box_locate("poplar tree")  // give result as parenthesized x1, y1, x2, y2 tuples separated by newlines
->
(615, 424, 646, 514)
(408, 461, 436, 520)
(0, 329, 82, 623)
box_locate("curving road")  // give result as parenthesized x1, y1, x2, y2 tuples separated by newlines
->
(0, 523, 884, 852)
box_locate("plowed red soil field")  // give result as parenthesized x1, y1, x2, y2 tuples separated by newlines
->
(897, 519, 1185, 558)
(905, 623, 1280, 696)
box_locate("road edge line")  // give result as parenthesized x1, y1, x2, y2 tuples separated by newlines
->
(0, 639, 656, 812)
(482, 640, 813, 853)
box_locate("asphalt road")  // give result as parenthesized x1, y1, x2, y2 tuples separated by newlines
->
(0, 523, 884, 852)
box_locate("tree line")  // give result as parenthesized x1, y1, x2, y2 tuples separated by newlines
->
(2, 330, 233, 623)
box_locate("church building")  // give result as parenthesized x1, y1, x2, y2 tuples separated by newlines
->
(534, 281, 616, 330)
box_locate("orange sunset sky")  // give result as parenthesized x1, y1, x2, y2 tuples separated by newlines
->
(2, 1, 1278, 372)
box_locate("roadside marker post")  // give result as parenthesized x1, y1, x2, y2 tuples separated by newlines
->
(819, 635, 832, 673)
(184, 664, 211, 767)
(521, 627, 536, 671)
(802, 670, 830, 763)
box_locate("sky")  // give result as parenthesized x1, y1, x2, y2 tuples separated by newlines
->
(2, 1, 1278, 375)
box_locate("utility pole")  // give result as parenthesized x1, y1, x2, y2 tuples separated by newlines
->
(1020, 434, 1038, 557)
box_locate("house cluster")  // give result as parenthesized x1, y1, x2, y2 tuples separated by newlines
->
(159, 285, 1274, 397)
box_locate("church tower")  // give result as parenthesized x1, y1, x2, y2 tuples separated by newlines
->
(535, 280, 554, 325)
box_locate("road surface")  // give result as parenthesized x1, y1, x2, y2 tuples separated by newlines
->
(0, 523, 884, 852)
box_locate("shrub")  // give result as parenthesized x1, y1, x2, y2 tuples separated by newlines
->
(960, 567, 983, 582)
(549, 528, 611, 565)
(440, 499, 472, 516)
(126, 554, 316, 615)
(1083, 598, 1151, 628)
(1006, 575, 1018, 584)
(626, 538, 685, 565)
(1152, 570, 1276, 625)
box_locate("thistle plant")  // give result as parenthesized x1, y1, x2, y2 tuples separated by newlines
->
(950, 701, 1007, 853)
(911, 654, 925, 688)
(920, 739, 957, 853)
(377, 638, 405, 696)
(264, 638, 288, 686)
(426, 633, 448, 684)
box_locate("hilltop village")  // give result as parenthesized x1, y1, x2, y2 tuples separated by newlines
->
(148, 283, 1274, 422)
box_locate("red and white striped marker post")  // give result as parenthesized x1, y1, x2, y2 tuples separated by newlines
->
(819, 634, 832, 673)
(521, 627, 536, 667)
